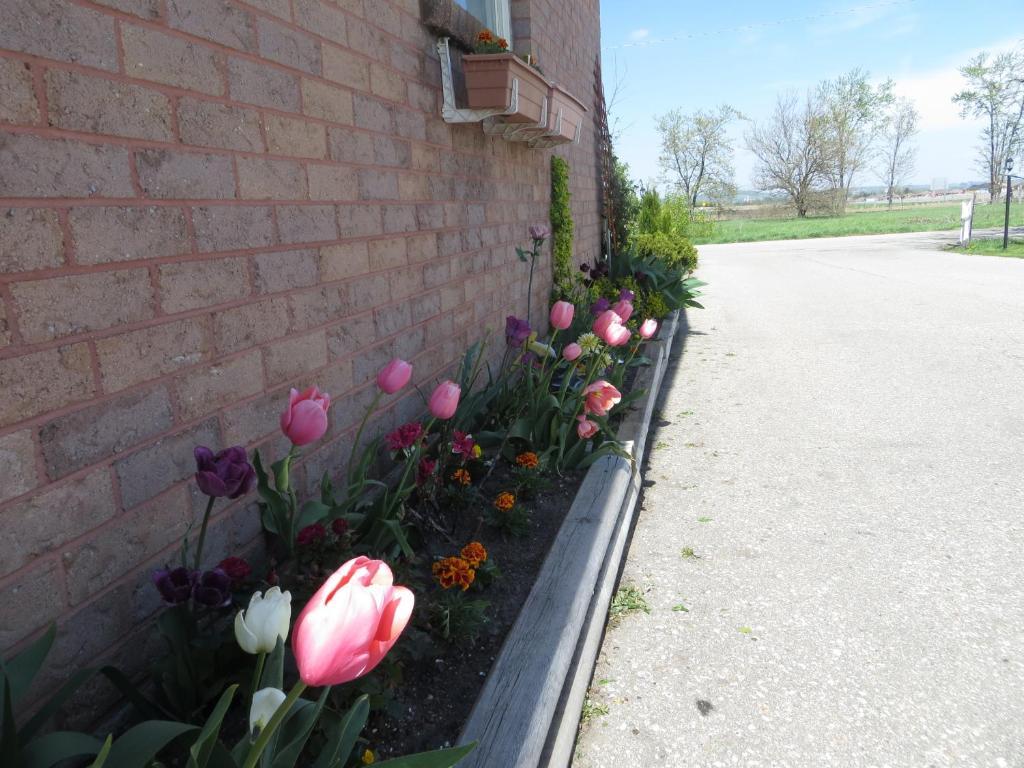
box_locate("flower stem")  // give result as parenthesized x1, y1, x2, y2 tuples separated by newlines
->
(347, 390, 383, 488)
(241, 680, 308, 768)
(249, 651, 267, 709)
(193, 495, 217, 571)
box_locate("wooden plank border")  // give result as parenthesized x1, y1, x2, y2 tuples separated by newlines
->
(458, 311, 682, 768)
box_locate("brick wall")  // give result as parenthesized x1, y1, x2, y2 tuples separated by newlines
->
(0, 0, 602, 690)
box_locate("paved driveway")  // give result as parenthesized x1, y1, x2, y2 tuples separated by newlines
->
(573, 232, 1024, 767)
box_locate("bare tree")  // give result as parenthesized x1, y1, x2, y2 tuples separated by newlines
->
(817, 69, 894, 213)
(953, 48, 1024, 202)
(656, 105, 740, 209)
(745, 91, 831, 218)
(877, 98, 919, 208)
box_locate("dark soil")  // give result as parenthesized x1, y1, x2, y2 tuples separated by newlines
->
(369, 464, 583, 757)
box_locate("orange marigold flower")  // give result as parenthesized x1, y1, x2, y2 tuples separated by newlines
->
(460, 541, 487, 568)
(432, 556, 475, 591)
(515, 451, 539, 469)
(477, 29, 494, 42)
(494, 491, 516, 512)
(497, 37, 509, 50)
(452, 467, 472, 487)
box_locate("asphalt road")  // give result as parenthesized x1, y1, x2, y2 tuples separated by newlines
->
(573, 231, 1024, 767)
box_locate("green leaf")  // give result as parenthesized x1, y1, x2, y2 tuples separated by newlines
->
(261, 637, 285, 692)
(381, 519, 415, 559)
(21, 731, 103, 768)
(187, 684, 238, 768)
(1, 675, 18, 758)
(103, 721, 198, 767)
(370, 742, 477, 767)
(86, 735, 113, 768)
(99, 666, 170, 721)
(21, 667, 98, 740)
(253, 453, 286, 535)
(296, 500, 330, 530)
(271, 454, 292, 494)
(2, 624, 55, 705)
(312, 696, 369, 768)
(269, 688, 329, 768)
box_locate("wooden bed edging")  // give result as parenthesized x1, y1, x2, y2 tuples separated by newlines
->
(457, 311, 681, 768)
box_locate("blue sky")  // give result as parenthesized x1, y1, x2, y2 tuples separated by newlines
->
(599, 0, 1024, 190)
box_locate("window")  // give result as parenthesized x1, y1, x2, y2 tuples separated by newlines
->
(456, 0, 512, 42)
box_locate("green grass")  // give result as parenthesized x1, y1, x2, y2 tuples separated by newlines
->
(693, 202, 1024, 245)
(581, 697, 609, 722)
(956, 237, 1024, 257)
(609, 585, 650, 617)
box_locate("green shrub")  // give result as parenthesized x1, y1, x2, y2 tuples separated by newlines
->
(633, 232, 699, 274)
(550, 156, 573, 289)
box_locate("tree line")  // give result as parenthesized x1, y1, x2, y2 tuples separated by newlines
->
(655, 45, 1024, 216)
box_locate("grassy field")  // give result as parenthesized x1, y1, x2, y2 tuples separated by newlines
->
(693, 202, 1024, 245)
(954, 237, 1024, 258)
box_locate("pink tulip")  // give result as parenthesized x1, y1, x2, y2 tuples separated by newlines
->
(612, 300, 634, 322)
(592, 309, 623, 339)
(549, 301, 574, 330)
(280, 386, 330, 446)
(605, 322, 632, 347)
(582, 380, 621, 417)
(563, 342, 582, 362)
(428, 380, 461, 420)
(529, 223, 550, 240)
(639, 319, 658, 339)
(376, 358, 412, 395)
(292, 557, 414, 687)
(576, 415, 599, 439)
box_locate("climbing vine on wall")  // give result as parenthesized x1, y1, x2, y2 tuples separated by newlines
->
(550, 155, 574, 290)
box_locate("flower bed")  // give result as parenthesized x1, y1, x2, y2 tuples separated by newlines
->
(0, 229, 703, 768)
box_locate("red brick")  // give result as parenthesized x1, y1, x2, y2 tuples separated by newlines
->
(277, 204, 337, 243)
(370, 63, 406, 102)
(95, 317, 209, 392)
(167, 0, 257, 52)
(327, 128, 374, 164)
(256, 18, 321, 75)
(373, 301, 410, 337)
(176, 350, 265, 420)
(70, 206, 189, 265)
(12, 268, 154, 343)
(288, 285, 347, 331)
(192, 206, 275, 252)
(0, 344, 94, 427)
(307, 164, 359, 201)
(326, 312, 375, 358)
(387, 264, 423, 300)
(321, 45, 370, 91)
(373, 136, 411, 168)
(212, 296, 290, 354)
(122, 24, 224, 95)
(39, 385, 173, 480)
(339, 272, 389, 312)
(114, 418, 220, 508)
(320, 241, 370, 280)
(136, 149, 236, 200)
(227, 57, 299, 111)
(262, 329, 327, 381)
(61, 484, 191, 605)
(0, 132, 133, 198)
(222, 389, 285, 445)
(423, 259, 450, 287)
(353, 93, 394, 132)
(399, 175, 431, 202)
(368, 236, 406, 270)
(383, 204, 417, 233)
(407, 82, 437, 115)
(358, 169, 398, 200)
(0, 561, 64, 650)
(237, 157, 307, 200)
(0, 429, 38, 504)
(293, 0, 348, 44)
(178, 98, 264, 153)
(336, 204, 383, 237)
(45, 69, 172, 141)
(263, 114, 327, 159)
(0, 208, 63, 272)
(2, 0, 117, 71)
(0, 58, 38, 125)
(159, 257, 249, 313)
(301, 79, 354, 125)
(252, 249, 319, 293)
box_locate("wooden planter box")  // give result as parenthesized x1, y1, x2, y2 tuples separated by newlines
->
(544, 84, 588, 144)
(463, 53, 550, 124)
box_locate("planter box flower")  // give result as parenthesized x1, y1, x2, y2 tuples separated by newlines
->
(543, 83, 588, 144)
(463, 53, 550, 124)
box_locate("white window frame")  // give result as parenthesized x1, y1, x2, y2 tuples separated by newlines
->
(457, 0, 513, 43)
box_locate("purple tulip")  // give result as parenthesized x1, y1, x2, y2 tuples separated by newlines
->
(529, 223, 550, 240)
(505, 315, 532, 347)
(194, 446, 256, 499)
(618, 288, 635, 302)
(153, 567, 197, 605)
(192, 568, 233, 608)
(590, 297, 611, 316)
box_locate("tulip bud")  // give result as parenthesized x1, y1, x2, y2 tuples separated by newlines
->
(549, 300, 574, 330)
(280, 386, 331, 446)
(250, 687, 287, 733)
(234, 586, 292, 655)
(639, 319, 658, 339)
(563, 342, 583, 362)
(576, 415, 599, 439)
(529, 223, 550, 240)
(376, 359, 412, 395)
(612, 299, 634, 322)
(428, 380, 461, 420)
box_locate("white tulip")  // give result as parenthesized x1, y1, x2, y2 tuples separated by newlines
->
(249, 687, 287, 733)
(234, 586, 291, 654)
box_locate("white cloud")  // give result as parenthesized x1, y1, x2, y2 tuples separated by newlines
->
(628, 28, 649, 42)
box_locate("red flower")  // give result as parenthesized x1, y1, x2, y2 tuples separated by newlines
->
(416, 457, 437, 486)
(331, 518, 349, 536)
(385, 422, 424, 452)
(217, 556, 252, 584)
(451, 430, 475, 457)
(296, 523, 326, 547)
